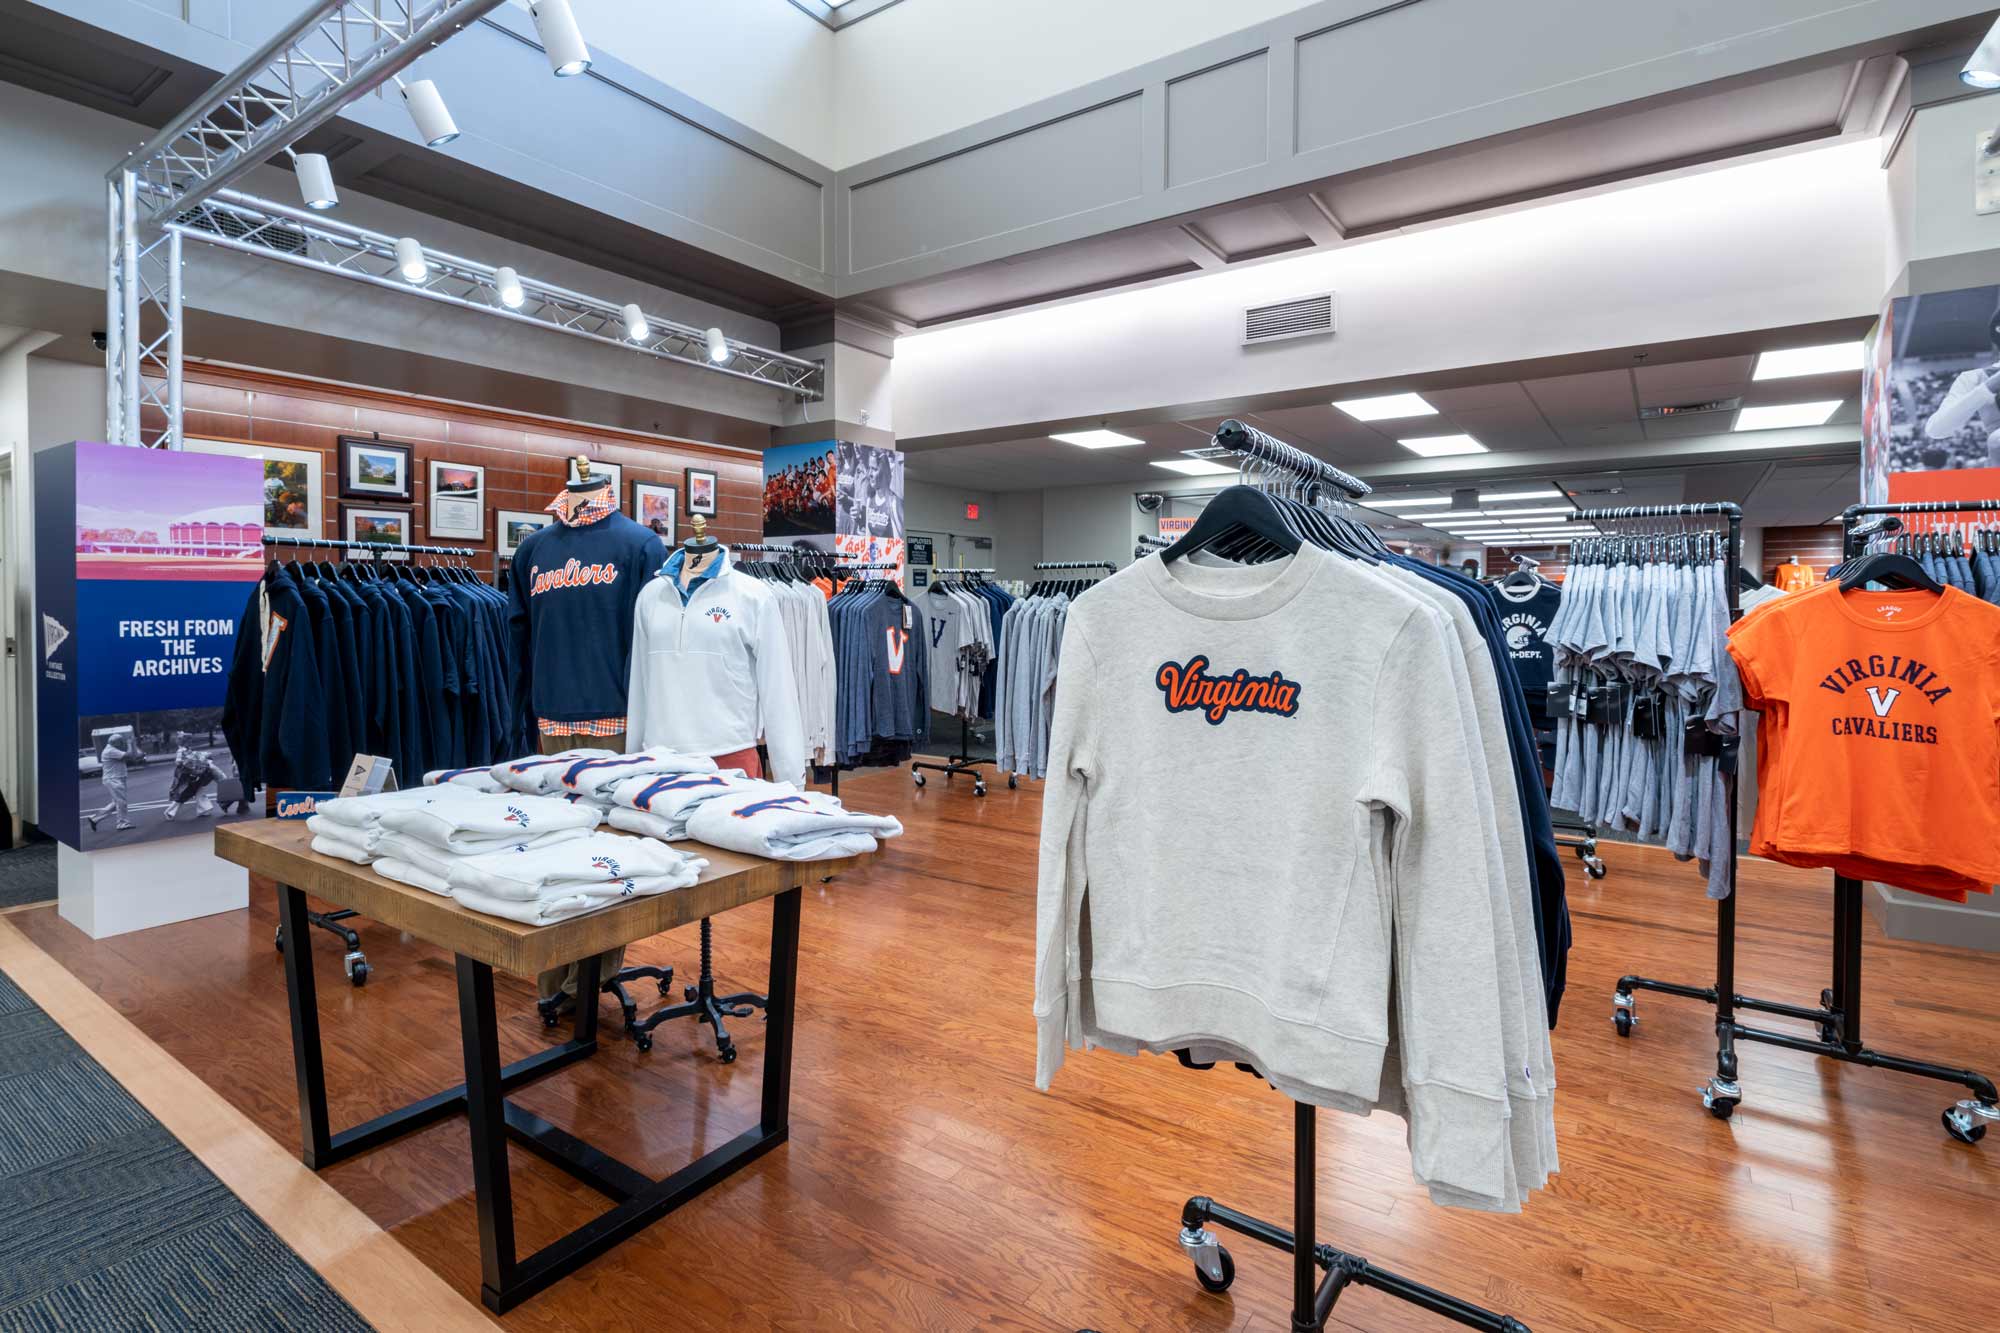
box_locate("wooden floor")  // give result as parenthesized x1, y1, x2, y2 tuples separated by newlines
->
(16, 768, 2000, 1332)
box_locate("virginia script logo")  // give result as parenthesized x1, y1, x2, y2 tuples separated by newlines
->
(1156, 656, 1302, 725)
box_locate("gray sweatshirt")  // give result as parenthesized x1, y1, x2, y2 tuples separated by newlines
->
(1034, 546, 1516, 1207)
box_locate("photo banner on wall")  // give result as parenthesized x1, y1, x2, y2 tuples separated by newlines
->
(36, 442, 262, 852)
(835, 440, 904, 543)
(1863, 284, 2000, 507)
(762, 439, 837, 537)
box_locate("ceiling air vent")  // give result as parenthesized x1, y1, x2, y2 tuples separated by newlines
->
(1640, 397, 1741, 420)
(1243, 292, 1334, 346)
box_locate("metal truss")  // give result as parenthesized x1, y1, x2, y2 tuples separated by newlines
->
(105, 174, 186, 450)
(169, 190, 824, 398)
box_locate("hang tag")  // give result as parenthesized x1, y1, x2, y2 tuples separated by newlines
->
(902, 604, 913, 631)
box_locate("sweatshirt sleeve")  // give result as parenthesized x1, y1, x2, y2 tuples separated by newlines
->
(754, 592, 807, 786)
(624, 583, 656, 753)
(1362, 610, 1512, 1204)
(507, 544, 533, 738)
(1034, 618, 1098, 1090)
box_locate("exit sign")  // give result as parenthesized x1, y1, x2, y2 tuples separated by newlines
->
(965, 503, 980, 520)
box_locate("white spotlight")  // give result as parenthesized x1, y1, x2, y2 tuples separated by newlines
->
(495, 266, 525, 309)
(623, 303, 650, 342)
(705, 327, 730, 363)
(530, 0, 592, 77)
(394, 237, 428, 283)
(292, 151, 338, 210)
(400, 78, 461, 147)
(1964, 18, 2000, 89)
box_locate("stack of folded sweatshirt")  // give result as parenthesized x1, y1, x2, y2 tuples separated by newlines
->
(684, 784, 903, 861)
(603, 769, 761, 840)
(424, 765, 507, 793)
(488, 748, 619, 797)
(306, 785, 482, 865)
(371, 790, 601, 896)
(443, 833, 707, 925)
(555, 747, 718, 804)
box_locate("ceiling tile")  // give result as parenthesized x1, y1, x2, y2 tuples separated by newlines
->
(1632, 355, 1755, 402)
(1521, 371, 1636, 428)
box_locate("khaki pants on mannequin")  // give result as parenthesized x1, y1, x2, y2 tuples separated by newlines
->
(533, 728, 627, 1005)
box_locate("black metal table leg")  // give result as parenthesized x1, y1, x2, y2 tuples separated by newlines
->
(456, 956, 517, 1304)
(278, 885, 333, 1167)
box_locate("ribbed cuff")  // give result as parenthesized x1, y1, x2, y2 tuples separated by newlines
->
(1034, 1007, 1068, 1091)
(1405, 1081, 1510, 1204)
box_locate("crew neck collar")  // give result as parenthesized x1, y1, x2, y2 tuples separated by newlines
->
(1140, 545, 1325, 621)
(1496, 579, 1544, 603)
(1831, 582, 1959, 632)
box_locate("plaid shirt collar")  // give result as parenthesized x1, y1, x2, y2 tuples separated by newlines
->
(548, 487, 617, 527)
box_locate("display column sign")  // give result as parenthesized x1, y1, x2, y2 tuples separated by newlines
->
(37, 442, 262, 851)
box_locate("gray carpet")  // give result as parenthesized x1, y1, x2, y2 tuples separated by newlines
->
(0, 844, 56, 910)
(0, 967, 374, 1331)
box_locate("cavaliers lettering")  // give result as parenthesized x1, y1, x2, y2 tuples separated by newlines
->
(1156, 655, 1301, 724)
(1816, 653, 1950, 747)
(528, 558, 621, 597)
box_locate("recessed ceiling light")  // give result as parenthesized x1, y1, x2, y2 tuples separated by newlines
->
(1051, 429, 1143, 449)
(1365, 497, 1446, 508)
(1481, 505, 1573, 517)
(1398, 434, 1487, 457)
(1403, 511, 1473, 521)
(1334, 392, 1438, 422)
(1478, 488, 1561, 503)
(1752, 342, 1865, 380)
(1151, 458, 1238, 476)
(1735, 401, 1842, 432)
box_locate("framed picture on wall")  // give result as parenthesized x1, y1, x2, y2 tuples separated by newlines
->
(338, 436, 413, 501)
(632, 481, 677, 543)
(341, 503, 413, 559)
(685, 467, 718, 516)
(565, 456, 623, 506)
(496, 509, 552, 558)
(427, 460, 485, 540)
(183, 438, 322, 537)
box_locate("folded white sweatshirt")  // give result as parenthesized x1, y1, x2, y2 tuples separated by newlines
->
(368, 828, 587, 883)
(378, 792, 601, 851)
(424, 766, 507, 794)
(488, 748, 617, 795)
(311, 833, 376, 865)
(452, 876, 699, 926)
(557, 747, 717, 800)
(374, 857, 451, 896)
(315, 785, 477, 830)
(445, 832, 706, 901)
(605, 770, 758, 838)
(606, 805, 679, 840)
(684, 786, 901, 861)
(306, 814, 382, 854)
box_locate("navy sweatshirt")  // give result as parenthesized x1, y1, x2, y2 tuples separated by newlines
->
(507, 511, 665, 727)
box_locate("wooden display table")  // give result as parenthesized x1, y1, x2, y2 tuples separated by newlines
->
(215, 819, 871, 1313)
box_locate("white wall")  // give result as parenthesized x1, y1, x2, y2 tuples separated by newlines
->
(557, 0, 838, 167)
(1887, 89, 2000, 273)
(831, 0, 1318, 169)
(894, 141, 1890, 442)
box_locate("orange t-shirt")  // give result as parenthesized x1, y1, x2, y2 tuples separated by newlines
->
(1772, 562, 1820, 594)
(1729, 581, 2000, 891)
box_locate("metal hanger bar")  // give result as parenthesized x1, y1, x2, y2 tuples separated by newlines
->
(836, 560, 902, 570)
(1033, 560, 1118, 571)
(1842, 499, 2000, 521)
(1568, 502, 1742, 522)
(262, 532, 474, 557)
(932, 567, 995, 575)
(1212, 419, 1370, 498)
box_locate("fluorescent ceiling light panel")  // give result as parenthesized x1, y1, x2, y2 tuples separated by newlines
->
(1477, 488, 1560, 503)
(1481, 506, 1574, 517)
(1150, 458, 1238, 476)
(1753, 342, 1865, 380)
(1734, 401, 1842, 432)
(1334, 392, 1437, 422)
(1403, 511, 1473, 521)
(1051, 429, 1142, 449)
(1366, 497, 1445, 508)
(1398, 434, 1487, 458)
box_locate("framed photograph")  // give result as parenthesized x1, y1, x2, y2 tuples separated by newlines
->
(339, 436, 413, 501)
(496, 508, 553, 558)
(341, 503, 412, 559)
(183, 438, 323, 537)
(632, 481, 677, 543)
(685, 467, 718, 516)
(565, 457, 623, 507)
(427, 460, 485, 540)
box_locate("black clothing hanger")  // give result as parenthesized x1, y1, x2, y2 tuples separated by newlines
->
(1838, 550, 1944, 594)
(1163, 485, 1303, 564)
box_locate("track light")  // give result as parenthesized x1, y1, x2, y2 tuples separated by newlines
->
(399, 78, 461, 147)
(530, 0, 592, 77)
(394, 237, 428, 283)
(705, 326, 730, 363)
(495, 265, 525, 309)
(288, 149, 338, 211)
(623, 303, 650, 342)
(1965, 18, 2000, 89)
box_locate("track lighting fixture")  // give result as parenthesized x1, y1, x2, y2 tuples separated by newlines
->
(398, 77, 461, 147)
(494, 266, 525, 309)
(623, 303, 650, 342)
(1965, 17, 2000, 89)
(394, 237, 429, 283)
(530, 0, 592, 77)
(286, 148, 338, 211)
(705, 326, 730, 363)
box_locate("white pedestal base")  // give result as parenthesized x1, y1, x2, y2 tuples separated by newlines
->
(57, 835, 248, 939)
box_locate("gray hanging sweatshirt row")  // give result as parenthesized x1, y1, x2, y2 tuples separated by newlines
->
(1034, 546, 1557, 1213)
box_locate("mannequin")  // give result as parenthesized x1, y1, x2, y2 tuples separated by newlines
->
(508, 454, 666, 1010)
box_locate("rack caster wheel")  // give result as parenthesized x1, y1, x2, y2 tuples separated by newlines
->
(634, 1032, 653, 1053)
(1944, 1104, 1991, 1145)
(1613, 1010, 1633, 1038)
(1007, 774, 1018, 789)
(973, 781, 987, 797)
(658, 979, 675, 997)
(274, 926, 284, 953)
(1701, 1078, 1740, 1120)
(1584, 858, 1607, 880)
(1179, 1227, 1233, 1294)
(718, 1044, 737, 1064)
(1612, 992, 1635, 1038)
(913, 772, 927, 788)
(343, 951, 369, 987)
(1194, 1246, 1234, 1294)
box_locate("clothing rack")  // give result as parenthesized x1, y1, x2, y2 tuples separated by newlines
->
(915, 566, 1003, 796)
(263, 533, 479, 559)
(1502, 546, 1603, 877)
(1607, 500, 1998, 1141)
(1033, 560, 1117, 571)
(1212, 418, 1372, 498)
